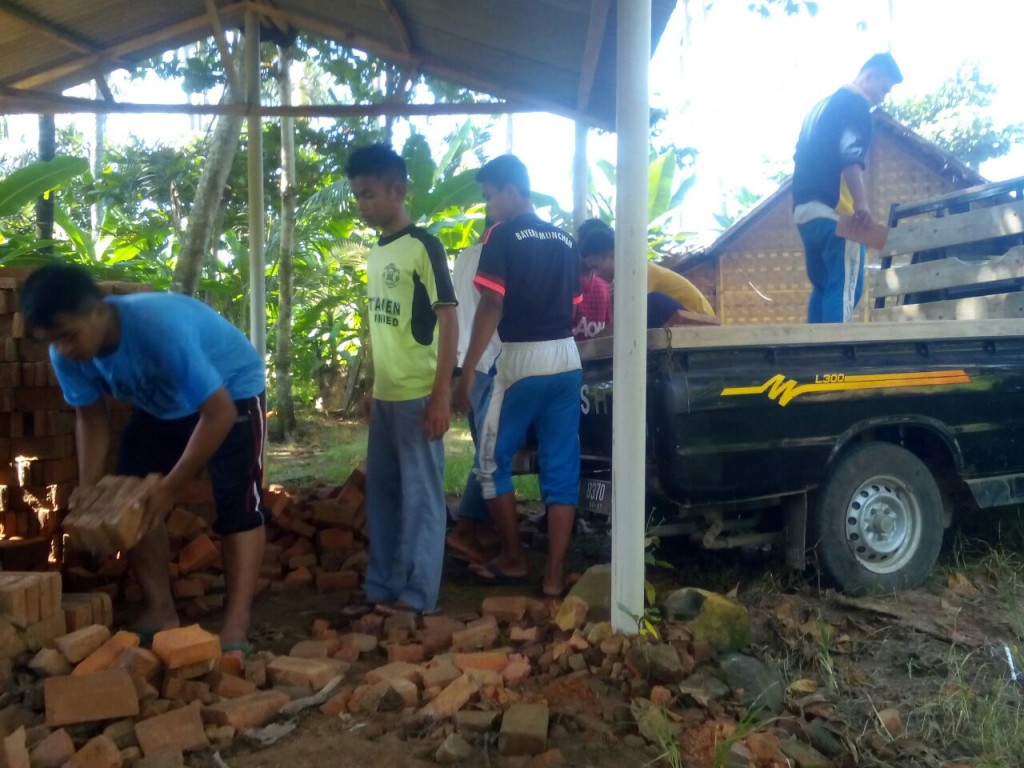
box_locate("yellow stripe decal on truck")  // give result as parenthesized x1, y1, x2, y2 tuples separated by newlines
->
(720, 370, 971, 407)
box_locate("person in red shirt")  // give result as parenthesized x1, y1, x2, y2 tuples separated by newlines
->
(572, 219, 613, 340)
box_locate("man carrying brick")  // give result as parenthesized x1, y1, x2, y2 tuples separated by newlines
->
(343, 144, 458, 617)
(454, 154, 582, 599)
(20, 264, 266, 657)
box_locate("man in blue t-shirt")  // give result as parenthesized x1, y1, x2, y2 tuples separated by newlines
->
(20, 264, 267, 658)
(454, 154, 582, 599)
(793, 52, 903, 323)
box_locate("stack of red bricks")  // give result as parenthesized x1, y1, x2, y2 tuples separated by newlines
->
(0, 618, 351, 768)
(0, 568, 113, 679)
(0, 266, 148, 570)
(261, 465, 368, 596)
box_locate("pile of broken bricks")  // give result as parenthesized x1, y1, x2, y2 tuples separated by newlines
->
(306, 591, 840, 767)
(1, 575, 841, 768)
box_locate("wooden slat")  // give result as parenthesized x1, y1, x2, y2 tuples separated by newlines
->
(872, 245, 1024, 299)
(871, 292, 1024, 322)
(882, 200, 1024, 258)
(576, 318, 1024, 359)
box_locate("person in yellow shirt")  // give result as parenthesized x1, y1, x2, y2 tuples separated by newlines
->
(579, 219, 716, 319)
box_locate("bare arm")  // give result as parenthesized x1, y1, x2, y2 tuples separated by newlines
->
(422, 305, 458, 440)
(74, 401, 111, 487)
(148, 386, 238, 519)
(454, 288, 503, 413)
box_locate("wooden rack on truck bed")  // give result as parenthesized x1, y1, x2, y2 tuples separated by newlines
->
(871, 176, 1024, 321)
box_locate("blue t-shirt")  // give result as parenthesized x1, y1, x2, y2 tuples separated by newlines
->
(51, 293, 265, 419)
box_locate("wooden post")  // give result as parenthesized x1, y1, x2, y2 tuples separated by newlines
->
(245, 10, 266, 357)
(611, 1, 650, 634)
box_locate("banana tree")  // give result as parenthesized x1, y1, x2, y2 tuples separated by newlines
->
(0, 156, 89, 265)
(591, 146, 699, 259)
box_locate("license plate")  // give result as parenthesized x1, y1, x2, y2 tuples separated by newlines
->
(580, 479, 612, 515)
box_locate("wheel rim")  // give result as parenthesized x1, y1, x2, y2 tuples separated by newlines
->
(844, 474, 922, 574)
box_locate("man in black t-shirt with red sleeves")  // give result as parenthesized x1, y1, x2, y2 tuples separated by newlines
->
(454, 154, 582, 599)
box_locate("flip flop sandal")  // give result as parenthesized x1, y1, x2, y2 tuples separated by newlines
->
(470, 560, 529, 586)
(340, 599, 379, 618)
(221, 642, 255, 658)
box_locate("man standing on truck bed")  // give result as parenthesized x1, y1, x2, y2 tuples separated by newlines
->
(793, 52, 903, 323)
(454, 154, 582, 599)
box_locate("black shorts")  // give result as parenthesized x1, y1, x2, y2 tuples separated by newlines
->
(116, 394, 267, 535)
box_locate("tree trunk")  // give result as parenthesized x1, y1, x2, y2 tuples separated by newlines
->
(36, 114, 55, 252)
(271, 46, 297, 439)
(172, 98, 244, 295)
(91, 82, 106, 238)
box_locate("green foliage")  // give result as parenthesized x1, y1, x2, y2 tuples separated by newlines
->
(888, 62, 1024, 169)
(591, 146, 698, 259)
(0, 156, 88, 217)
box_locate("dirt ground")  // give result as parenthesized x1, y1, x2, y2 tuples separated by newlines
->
(173, 502, 1024, 768)
(170, 421, 1024, 767)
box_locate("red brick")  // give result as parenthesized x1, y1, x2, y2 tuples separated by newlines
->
(418, 673, 479, 720)
(110, 646, 162, 686)
(481, 596, 528, 623)
(502, 654, 532, 686)
(386, 643, 425, 664)
(73, 630, 140, 676)
(283, 566, 313, 587)
(266, 656, 338, 692)
(315, 570, 359, 594)
(54, 625, 111, 664)
(2, 726, 29, 768)
(316, 528, 354, 553)
(365, 661, 423, 687)
(319, 688, 353, 716)
(135, 703, 209, 757)
(288, 639, 338, 658)
(177, 535, 219, 575)
(451, 615, 499, 652)
(28, 648, 72, 677)
(152, 625, 220, 670)
(28, 728, 75, 768)
(200, 690, 290, 730)
(207, 671, 257, 699)
(499, 703, 550, 756)
(45, 670, 139, 726)
(63, 735, 122, 768)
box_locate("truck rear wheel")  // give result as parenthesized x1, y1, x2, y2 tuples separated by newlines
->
(811, 442, 944, 595)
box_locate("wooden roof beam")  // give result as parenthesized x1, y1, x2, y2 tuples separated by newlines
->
(276, 8, 610, 128)
(204, 0, 243, 99)
(576, 0, 609, 116)
(8, 2, 248, 90)
(0, 84, 527, 118)
(378, 0, 414, 56)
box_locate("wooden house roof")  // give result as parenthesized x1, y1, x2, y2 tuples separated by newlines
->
(672, 111, 987, 270)
(0, 0, 676, 130)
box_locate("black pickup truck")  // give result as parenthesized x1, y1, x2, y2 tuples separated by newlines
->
(571, 319, 1024, 595)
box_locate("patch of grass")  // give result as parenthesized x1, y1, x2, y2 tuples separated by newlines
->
(912, 647, 1024, 765)
(267, 413, 541, 500)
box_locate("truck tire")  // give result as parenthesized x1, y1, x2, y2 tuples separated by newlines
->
(811, 442, 944, 596)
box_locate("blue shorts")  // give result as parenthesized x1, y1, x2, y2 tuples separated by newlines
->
(478, 338, 581, 506)
(117, 394, 267, 536)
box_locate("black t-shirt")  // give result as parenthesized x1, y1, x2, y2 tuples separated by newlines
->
(474, 213, 581, 343)
(792, 87, 873, 209)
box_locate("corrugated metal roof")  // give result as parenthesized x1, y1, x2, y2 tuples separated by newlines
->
(0, 0, 676, 129)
